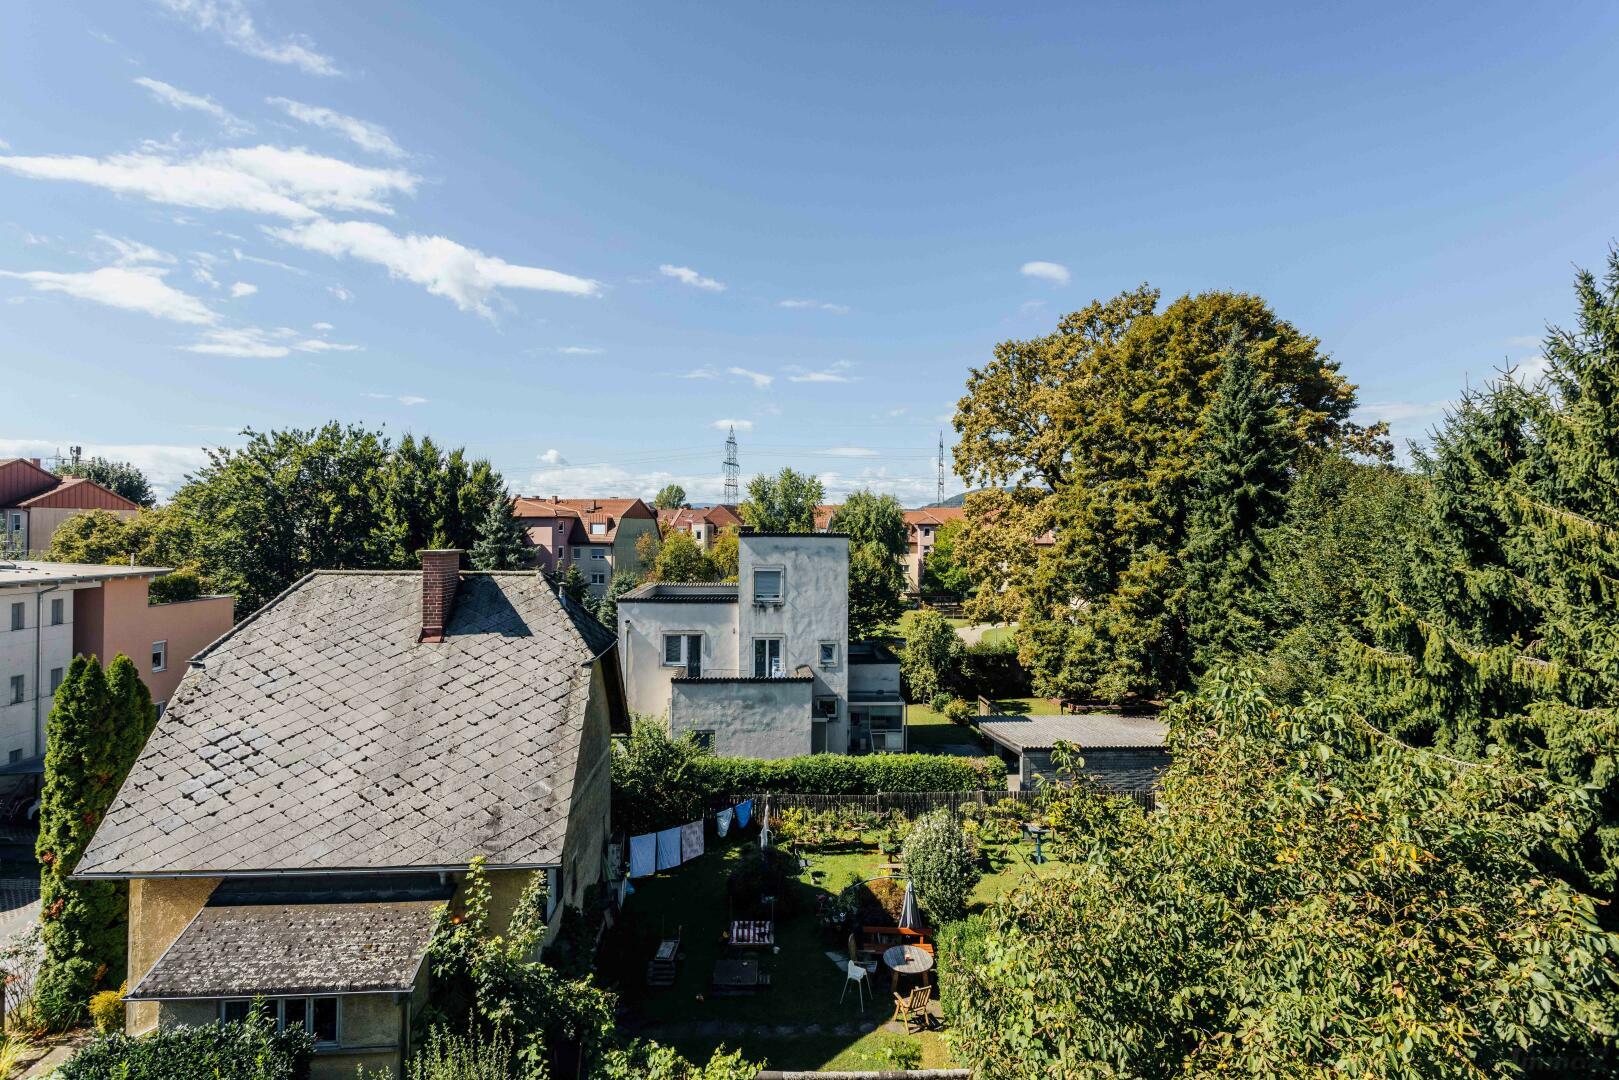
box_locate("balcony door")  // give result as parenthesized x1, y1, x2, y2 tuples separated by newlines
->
(752, 637, 783, 678)
(684, 634, 702, 677)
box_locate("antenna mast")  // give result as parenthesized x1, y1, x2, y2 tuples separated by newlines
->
(722, 426, 740, 504)
(936, 430, 945, 506)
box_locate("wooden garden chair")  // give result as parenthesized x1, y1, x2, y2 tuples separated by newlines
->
(893, 984, 933, 1032)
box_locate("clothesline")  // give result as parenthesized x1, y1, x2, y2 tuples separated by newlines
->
(627, 797, 764, 880)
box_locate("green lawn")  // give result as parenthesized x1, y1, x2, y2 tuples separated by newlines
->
(607, 832, 1063, 1070)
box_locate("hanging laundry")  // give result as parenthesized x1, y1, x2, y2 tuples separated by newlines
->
(736, 799, 753, 829)
(629, 833, 657, 879)
(681, 819, 705, 862)
(656, 826, 682, 871)
(715, 807, 734, 838)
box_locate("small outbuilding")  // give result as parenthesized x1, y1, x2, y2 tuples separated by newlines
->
(978, 713, 1168, 792)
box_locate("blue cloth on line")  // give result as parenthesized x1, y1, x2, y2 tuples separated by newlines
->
(656, 826, 682, 871)
(681, 819, 705, 862)
(736, 800, 752, 829)
(716, 807, 734, 838)
(629, 833, 657, 879)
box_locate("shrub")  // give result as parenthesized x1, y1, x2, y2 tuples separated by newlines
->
(936, 915, 992, 1029)
(942, 697, 977, 725)
(883, 1037, 924, 1069)
(87, 986, 124, 1033)
(901, 809, 980, 924)
(59, 1011, 312, 1080)
(929, 691, 952, 714)
(366, 1027, 513, 1080)
(900, 610, 965, 702)
(147, 567, 205, 604)
(960, 637, 1029, 699)
(596, 1040, 758, 1079)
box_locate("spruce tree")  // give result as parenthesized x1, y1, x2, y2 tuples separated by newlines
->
(469, 494, 527, 570)
(35, 653, 156, 1026)
(1181, 348, 1292, 668)
(559, 564, 589, 606)
(1354, 250, 1619, 912)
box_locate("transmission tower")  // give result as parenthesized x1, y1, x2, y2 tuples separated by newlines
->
(936, 430, 946, 506)
(722, 425, 740, 504)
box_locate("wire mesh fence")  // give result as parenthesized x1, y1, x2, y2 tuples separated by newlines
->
(709, 784, 1154, 819)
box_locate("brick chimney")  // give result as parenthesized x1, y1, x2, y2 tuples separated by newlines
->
(419, 549, 463, 642)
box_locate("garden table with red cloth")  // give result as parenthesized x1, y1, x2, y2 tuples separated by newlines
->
(883, 943, 933, 991)
(729, 919, 774, 947)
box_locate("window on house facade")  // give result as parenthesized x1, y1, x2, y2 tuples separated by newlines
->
(8, 676, 22, 705)
(590, 571, 606, 585)
(50, 667, 63, 694)
(752, 637, 784, 678)
(220, 998, 339, 1045)
(50, 598, 63, 625)
(590, 522, 607, 535)
(816, 696, 839, 719)
(151, 641, 167, 672)
(819, 641, 839, 668)
(7, 750, 19, 765)
(692, 730, 715, 751)
(8, 603, 22, 632)
(571, 546, 580, 560)
(664, 633, 702, 676)
(7, 513, 20, 535)
(592, 547, 606, 559)
(752, 568, 783, 604)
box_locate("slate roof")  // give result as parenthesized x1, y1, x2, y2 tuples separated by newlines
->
(75, 570, 619, 878)
(127, 900, 442, 1000)
(978, 714, 1168, 752)
(619, 582, 740, 603)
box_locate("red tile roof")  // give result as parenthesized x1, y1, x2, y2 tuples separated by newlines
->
(659, 504, 744, 533)
(510, 496, 655, 543)
(0, 458, 142, 512)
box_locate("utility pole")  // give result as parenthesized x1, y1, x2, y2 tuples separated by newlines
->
(936, 430, 945, 506)
(722, 426, 740, 504)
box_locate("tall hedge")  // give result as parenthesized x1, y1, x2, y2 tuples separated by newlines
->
(60, 1013, 312, 1080)
(35, 654, 156, 1027)
(612, 720, 1001, 835)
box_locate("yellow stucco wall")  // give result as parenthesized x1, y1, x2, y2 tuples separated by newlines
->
(125, 876, 220, 1034)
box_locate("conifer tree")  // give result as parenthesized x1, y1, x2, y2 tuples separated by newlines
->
(1181, 349, 1293, 668)
(469, 494, 527, 570)
(35, 654, 156, 1026)
(1355, 251, 1619, 910)
(559, 564, 589, 606)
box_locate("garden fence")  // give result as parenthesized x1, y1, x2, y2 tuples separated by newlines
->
(712, 784, 1154, 819)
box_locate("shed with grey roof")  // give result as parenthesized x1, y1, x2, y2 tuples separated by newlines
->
(979, 713, 1169, 792)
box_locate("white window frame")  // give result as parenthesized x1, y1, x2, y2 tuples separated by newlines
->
(8, 675, 22, 705)
(752, 636, 785, 678)
(818, 641, 840, 669)
(590, 571, 607, 586)
(815, 695, 839, 719)
(662, 633, 703, 667)
(219, 997, 341, 1047)
(752, 566, 784, 605)
(8, 603, 22, 632)
(151, 640, 168, 673)
(591, 547, 607, 560)
(571, 546, 581, 560)
(49, 598, 63, 625)
(590, 522, 608, 535)
(49, 667, 63, 694)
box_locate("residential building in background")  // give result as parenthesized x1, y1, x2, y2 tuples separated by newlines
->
(511, 497, 660, 593)
(73, 551, 626, 1080)
(1, 457, 141, 554)
(657, 503, 743, 550)
(617, 531, 905, 757)
(0, 561, 234, 780)
(903, 506, 965, 592)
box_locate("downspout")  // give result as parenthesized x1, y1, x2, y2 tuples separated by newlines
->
(34, 583, 60, 759)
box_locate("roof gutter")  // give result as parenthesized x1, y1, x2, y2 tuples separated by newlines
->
(72, 859, 561, 882)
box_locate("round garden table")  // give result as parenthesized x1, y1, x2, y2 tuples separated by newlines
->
(883, 944, 934, 991)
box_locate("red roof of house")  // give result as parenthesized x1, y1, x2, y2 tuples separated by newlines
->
(903, 506, 965, 530)
(659, 504, 744, 533)
(0, 458, 141, 512)
(511, 496, 655, 543)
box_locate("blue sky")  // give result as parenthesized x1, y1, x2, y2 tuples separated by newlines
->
(3, 2, 1617, 503)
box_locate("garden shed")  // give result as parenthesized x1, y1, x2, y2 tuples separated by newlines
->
(978, 713, 1168, 791)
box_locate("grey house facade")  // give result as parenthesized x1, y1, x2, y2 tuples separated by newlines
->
(617, 532, 904, 757)
(74, 552, 627, 1080)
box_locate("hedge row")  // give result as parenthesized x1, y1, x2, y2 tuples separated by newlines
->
(690, 752, 1002, 796)
(60, 1017, 311, 1080)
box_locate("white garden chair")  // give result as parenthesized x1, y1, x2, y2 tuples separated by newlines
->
(839, 959, 870, 1009)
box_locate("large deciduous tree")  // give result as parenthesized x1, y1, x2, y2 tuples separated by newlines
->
(921, 517, 972, 599)
(739, 468, 824, 532)
(652, 484, 686, 510)
(53, 456, 157, 508)
(943, 673, 1619, 1077)
(830, 491, 910, 638)
(650, 530, 719, 583)
(954, 286, 1376, 702)
(35, 654, 156, 1027)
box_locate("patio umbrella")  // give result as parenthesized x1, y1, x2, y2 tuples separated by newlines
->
(899, 879, 921, 930)
(758, 797, 772, 850)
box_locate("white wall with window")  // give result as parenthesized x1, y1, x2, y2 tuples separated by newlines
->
(0, 583, 77, 771)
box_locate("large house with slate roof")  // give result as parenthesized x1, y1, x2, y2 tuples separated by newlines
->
(73, 550, 626, 1079)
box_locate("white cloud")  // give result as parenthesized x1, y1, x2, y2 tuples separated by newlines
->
(232, 248, 307, 274)
(0, 138, 9, 150)
(268, 218, 600, 315)
(95, 233, 175, 266)
(267, 98, 404, 159)
(327, 283, 353, 301)
(681, 366, 719, 379)
(1020, 260, 1070, 286)
(1353, 400, 1453, 425)
(887, 407, 909, 418)
(0, 265, 216, 324)
(785, 360, 856, 384)
(524, 462, 724, 505)
(0, 437, 211, 499)
(819, 446, 879, 458)
(727, 366, 773, 388)
(312, 321, 334, 330)
(659, 264, 726, 292)
(778, 298, 850, 314)
(712, 419, 754, 432)
(1017, 299, 1046, 316)
(538, 449, 568, 466)
(0, 145, 418, 220)
(134, 77, 251, 134)
(364, 392, 428, 406)
(229, 281, 257, 298)
(153, 0, 339, 76)
(182, 326, 359, 357)
(555, 345, 604, 355)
